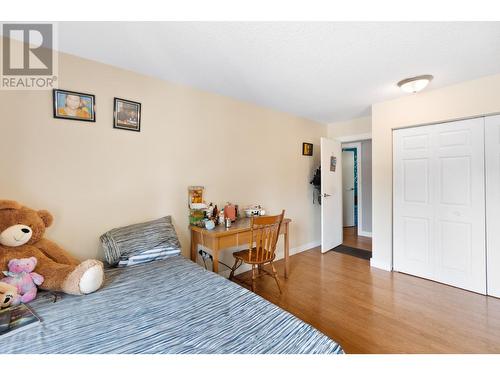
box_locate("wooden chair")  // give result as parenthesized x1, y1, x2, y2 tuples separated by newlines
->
(229, 210, 285, 293)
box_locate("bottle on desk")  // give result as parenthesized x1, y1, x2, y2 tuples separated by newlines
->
(213, 205, 218, 222)
(224, 202, 236, 222)
(218, 209, 225, 225)
(207, 202, 214, 219)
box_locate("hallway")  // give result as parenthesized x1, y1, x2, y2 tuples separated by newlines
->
(342, 226, 372, 251)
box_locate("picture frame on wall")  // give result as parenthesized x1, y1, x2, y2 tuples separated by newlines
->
(113, 98, 141, 132)
(330, 155, 337, 172)
(302, 142, 313, 156)
(53, 89, 96, 122)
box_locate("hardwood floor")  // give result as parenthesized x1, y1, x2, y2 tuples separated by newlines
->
(236, 248, 500, 353)
(342, 226, 372, 251)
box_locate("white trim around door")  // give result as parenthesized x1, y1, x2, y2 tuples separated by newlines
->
(335, 134, 373, 239)
(336, 132, 372, 143)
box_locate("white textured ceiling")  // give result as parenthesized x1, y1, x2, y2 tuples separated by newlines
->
(52, 22, 500, 124)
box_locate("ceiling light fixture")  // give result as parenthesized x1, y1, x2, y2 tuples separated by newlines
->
(397, 74, 434, 94)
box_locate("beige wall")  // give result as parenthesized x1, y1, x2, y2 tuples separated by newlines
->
(0, 48, 326, 266)
(327, 116, 371, 139)
(371, 73, 500, 270)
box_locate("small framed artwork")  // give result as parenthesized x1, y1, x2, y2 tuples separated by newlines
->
(188, 186, 204, 209)
(302, 142, 313, 156)
(53, 89, 96, 122)
(330, 156, 337, 172)
(113, 98, 141, 132)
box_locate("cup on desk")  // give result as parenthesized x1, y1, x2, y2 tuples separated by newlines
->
(204, 220, 215, 230)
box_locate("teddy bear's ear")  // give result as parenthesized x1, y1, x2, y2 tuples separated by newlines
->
(0, 200, 22, 210)
(30, 257, 38, 266)
(38, 210, 54, 227)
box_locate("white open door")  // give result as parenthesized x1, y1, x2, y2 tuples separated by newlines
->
(321, 137, 343, 252)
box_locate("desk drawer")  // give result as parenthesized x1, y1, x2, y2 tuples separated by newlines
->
(237, 232, 252, 247)
(217, 232, 252, 249)
(218, 235, 238, 249)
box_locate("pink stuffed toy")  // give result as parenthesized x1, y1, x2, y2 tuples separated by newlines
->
(1, 257, 44, 304)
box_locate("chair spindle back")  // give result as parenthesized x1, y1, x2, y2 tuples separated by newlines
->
(249, 210, 285, 263)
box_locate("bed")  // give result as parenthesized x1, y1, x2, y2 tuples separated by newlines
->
(1, 256, 343, 354)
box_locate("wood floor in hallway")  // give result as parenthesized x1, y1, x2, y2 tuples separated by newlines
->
(236, 248, 500, 353)
(342, 226, 372, 251)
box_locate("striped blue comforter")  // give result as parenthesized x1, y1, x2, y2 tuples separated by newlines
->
(0, 256, 343, 354)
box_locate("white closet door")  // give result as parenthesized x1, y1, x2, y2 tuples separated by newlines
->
(394, 118, 486, 294)
(486, 115, 500, 298)
(433, 119, 485, 293)
(393, 125, 434, 279)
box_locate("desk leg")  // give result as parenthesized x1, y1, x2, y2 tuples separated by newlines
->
(212, 240, 219, 274)
(284, 222, 289, 279)
(190, 231, 197, 262)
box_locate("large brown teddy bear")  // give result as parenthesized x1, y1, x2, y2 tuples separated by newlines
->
(0, 200, 104, 295)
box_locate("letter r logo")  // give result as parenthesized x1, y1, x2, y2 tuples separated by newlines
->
(2, 24, 53, 75)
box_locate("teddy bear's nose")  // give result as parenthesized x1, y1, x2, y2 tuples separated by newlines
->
(21, 228, 30, 233)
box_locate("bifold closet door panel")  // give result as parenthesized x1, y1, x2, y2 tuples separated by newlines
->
(394, 118, 486, 294)
(393, 125, 435, 280)
(486, 115, 500, 298)
(432, 119, 485, 294)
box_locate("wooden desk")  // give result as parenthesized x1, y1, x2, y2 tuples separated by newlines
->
(190, 217, 291, 278)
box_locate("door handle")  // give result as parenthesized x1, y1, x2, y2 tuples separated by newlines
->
(323, 193, 331, 197)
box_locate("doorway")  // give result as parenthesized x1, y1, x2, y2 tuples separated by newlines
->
(341, 141, 372, 254)
(342, 147, 357, 227)
(320, 137, 372, 257)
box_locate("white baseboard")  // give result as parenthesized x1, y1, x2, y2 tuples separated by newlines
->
(370, 258, 392, 271)
(289, 240, 320, 256)
(358, 230, 372, 238)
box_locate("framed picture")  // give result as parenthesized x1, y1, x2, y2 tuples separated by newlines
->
(53, 89, 95, 122)
(188, 186, 204, 209)
(330, 156, 337, 172)
(302, 142, 313, 156)
(113, 98, 141, 132)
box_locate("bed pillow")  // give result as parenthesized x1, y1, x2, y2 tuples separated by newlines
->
(100, 216, 181, 267)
